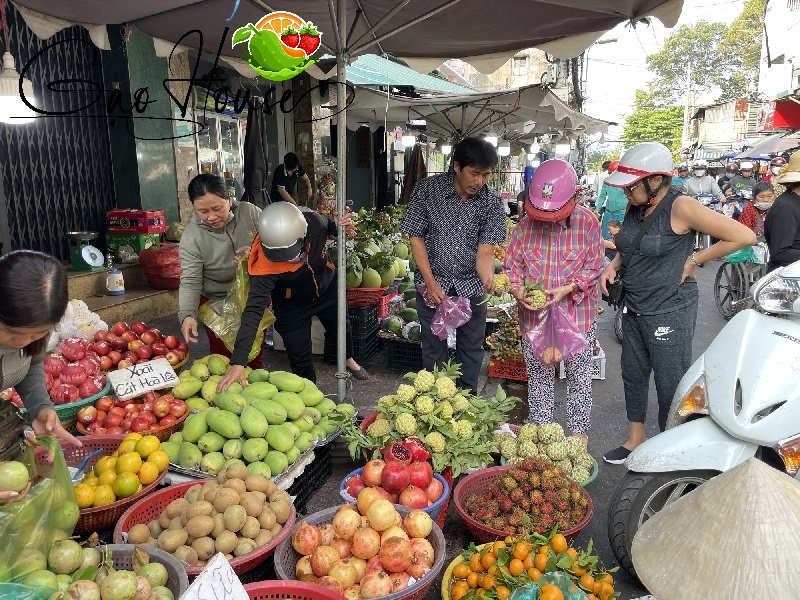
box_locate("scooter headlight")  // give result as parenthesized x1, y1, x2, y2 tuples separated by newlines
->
(752, 270, 800, 314)
(666, 375, 708, 429)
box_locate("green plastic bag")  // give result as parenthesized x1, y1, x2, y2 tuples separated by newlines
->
(726, 246, 758, 264)
(510, 572, 589, 600)
(0, 583, 56, 600)
(198, 256, 276, 362)
(0, 437, 79, 582)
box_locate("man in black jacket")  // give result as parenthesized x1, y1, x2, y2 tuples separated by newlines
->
(765, 152, 800, 272)
(217, 203, 368, 387)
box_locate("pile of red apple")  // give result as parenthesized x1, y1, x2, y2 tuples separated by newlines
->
(38, 337, 108, 404)
(343, 441, 445, 510)
(77, 390, 189, 435)
(90, 320, 188, 371)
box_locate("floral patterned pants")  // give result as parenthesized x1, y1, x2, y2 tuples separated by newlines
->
(521, 322, 596, 435)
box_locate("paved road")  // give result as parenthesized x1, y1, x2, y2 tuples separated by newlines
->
(149, 260, 730, 598)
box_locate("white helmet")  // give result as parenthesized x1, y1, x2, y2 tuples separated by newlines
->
(693, 160, 708, 176)
(739, 161, 754, 171)
(258, 202, 308, 261)
(604, 142, 674, 188)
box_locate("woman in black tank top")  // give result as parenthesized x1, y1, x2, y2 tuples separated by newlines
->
(596, 142, 756, 465)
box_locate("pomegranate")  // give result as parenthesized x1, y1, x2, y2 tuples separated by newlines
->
(380, 461, 410, 495)
(403, 509, 433, 538)
(310, 545, 341, 577)
(407, 461, 433, 488)
(362, 459, 386, 487)
(327, 558, 358, 589)
(58, 338, 86, 362)
(356, 487, 383, 515)
(331, 538, 352, 559)
(43, 353, 66, 377)
(381, 441, 412, 464)
(379, 536, 413, 573)
(424, 477, 444, 503)
(375, 487, 393, 502)
(317, 523, 336, 546)
(359, 571, 393, 599)
(298, 574, 318, 584)
(343, 585, 360, 600)
(344, 474, 366, 499)
(332, 506, 362, 541)
(315, 576, 344, 595)
(59, 364, 87, 386)
(349, 557, 367, 580)
(295, 556, 314, 578)
(365, 555, 383, 574)
(351, 527, 381, 560)
(406, 551, 433, 580)
(399, 486, 429, 509)
(292, 520, 321, 555)
(365, 499, 397, 532)
(409, 538, 434, 564)
(402, 436, 431, 462)
(380, 525, 408, 544)
(390, 572, 411, 592)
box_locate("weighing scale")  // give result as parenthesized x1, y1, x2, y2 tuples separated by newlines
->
(66, 231, 105, 272)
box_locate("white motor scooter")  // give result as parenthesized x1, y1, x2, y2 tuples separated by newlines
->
(608, 259, 800, 580)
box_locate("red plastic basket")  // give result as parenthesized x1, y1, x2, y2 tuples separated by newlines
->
(346, 286, 388, 307)
(75, 410, 189, 441)
(378, 291, 399, 317)
(359, 412, 452, 528)
(244, 580, 346, 600)
(453, 465, 593, 543)
(488, 356, 527, 381)
(61, 434, 168, 534)
(113, 481, 296, 578)
(274, 505, 447, 600)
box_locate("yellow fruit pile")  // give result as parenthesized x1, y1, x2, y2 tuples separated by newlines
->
(449, 533, 616, 600)
(74, 433, 168, 509)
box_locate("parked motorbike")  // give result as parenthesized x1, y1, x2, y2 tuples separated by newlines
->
(607, 259, 800, 581)
(693, 193, 717, 251)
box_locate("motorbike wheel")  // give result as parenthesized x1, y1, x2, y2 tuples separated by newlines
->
(614, 306, 624, 344)
(608, 469, 718, 580)
(714, 261, 749, 319)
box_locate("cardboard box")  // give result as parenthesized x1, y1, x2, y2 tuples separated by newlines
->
(106, 209, 167, 233)
(107, 232, 161, 256)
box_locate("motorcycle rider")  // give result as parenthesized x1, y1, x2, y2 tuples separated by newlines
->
(717, 163, 738, 189)
(762, 156, 786, 196)
(671, 164, 691, 191)
(728, 161, 757, 196)
(685, 160, 726, 204)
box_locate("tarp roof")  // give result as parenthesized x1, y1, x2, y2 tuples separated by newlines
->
(344, 84, 609, 140)
(314, 54, 473, 94)
(11, 0, 684, 70)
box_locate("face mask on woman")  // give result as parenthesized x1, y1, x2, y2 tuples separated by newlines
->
(755, 202, 773, 211)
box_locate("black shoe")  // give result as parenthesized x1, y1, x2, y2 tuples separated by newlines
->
(347, 366, 370, 381)
(603, 446, 632, 465)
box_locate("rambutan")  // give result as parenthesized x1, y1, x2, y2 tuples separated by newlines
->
(541, 502, 555, 515)
(500, 498, 513, 513)
(530, 490, 544, 506)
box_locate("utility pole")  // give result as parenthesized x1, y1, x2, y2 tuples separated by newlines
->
(682, 61, 693, 150)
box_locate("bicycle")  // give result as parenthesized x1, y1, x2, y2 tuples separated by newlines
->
(713, 243, 769, 319)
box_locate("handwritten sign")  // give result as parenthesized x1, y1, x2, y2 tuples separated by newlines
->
(106, 357, 178, 400)
(182, 553, 249, 600)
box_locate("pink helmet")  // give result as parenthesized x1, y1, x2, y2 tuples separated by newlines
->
(525, 159, 577, 222)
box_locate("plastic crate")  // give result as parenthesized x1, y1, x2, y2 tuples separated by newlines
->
(348, 304, 379, 338)
(488, 356, 527, 381)
(346, 286, 388, 307)
(287, 443, 333, 514)
(244, 580, 346, 600)
(386, 337, 423, 371)
(379, 290, 400, 317)
(323, 328, 383, 366)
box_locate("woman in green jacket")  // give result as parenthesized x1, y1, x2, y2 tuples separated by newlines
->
(178, 174, 263, 366)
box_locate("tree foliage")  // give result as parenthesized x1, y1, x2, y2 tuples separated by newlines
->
(587, 147, 621, 172)
(622, 90, 684, 153)
(718, 0, 767, 101)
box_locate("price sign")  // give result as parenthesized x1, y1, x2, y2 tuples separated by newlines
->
(106, 357, 178, 400)
(181, 553, 249, 600)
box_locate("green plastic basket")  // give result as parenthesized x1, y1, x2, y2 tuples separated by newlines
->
(19, 380, 112, 422)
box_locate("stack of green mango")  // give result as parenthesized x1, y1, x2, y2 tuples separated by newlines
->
(161, 355, 355, 478)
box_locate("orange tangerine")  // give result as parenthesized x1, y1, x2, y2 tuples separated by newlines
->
(74, 483, 95, 509)
(134, 435, 161, 459)
(527, 567, 542, 581)
(118, 440, 137, 454)
(571, 560, 587, 576)
(452, 564, 470, 579)
(123, 432, 143, 442)
(496, 585, 510, 600)
(115, 452, 143, 475)
(137, 462, 160, 486)
(512, 542, 530, 560)
(540, 584, 564, 600)
(451, 581, 470, 600)
(492, 541, 506, 556)
(93, 456, 116, 477)
(480, 552, 496, 570)
(566, 548, 578, 558)
(550, 534, 568, 554)
(93, 484, 116, 507)
(486, 565, 499, 578)
(469, 553, 483, 573)
(466, 572, 480, 588)
(147, 449, 169, 473)
(538, 544, 550, 555)
(580, 574, 596, 590)
(599, 583, 614, 600)
(113, 471, 140, 499)
(480, 576, 494, 591)
(534, 552, 548, 573)
(508, 558, 525, 576)
(98, 470, 117, 487)
(522, 554, 534, 569)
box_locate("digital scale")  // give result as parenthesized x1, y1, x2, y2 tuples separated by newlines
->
(66, 231, 105, 272)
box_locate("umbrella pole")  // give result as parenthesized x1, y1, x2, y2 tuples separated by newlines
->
(336, 0, 348, 404)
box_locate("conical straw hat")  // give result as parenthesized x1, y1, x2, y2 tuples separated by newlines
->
(632, 459, 800, 600)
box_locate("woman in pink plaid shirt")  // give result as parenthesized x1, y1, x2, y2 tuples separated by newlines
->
(505, 160, 604, 442)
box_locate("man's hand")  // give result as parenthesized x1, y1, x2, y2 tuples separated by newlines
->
(32, 408, 82, 448)
(543, 284, 574, 306)
(484, 274, 497, 296)
(423, 279, 446, 306)
(598, 265, 617, 297)
(217, 365, 247, 392)
(181, 317, 199, 344)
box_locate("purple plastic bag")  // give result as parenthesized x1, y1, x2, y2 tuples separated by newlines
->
(526, 303, 587, 364)
(417, 283, 472, 340)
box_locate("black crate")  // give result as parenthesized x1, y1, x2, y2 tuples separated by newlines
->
(348, 304, 379, 338)
(386, 337, 423, 372)
(287, 443, 333, 515)
(323, 328, 384, 366)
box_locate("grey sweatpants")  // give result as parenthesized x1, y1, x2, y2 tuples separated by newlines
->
(416, 292, 487, 395)
(621, 303, 698, 431)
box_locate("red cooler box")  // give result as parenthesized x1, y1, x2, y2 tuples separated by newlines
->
(106, 209, 167, 233)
